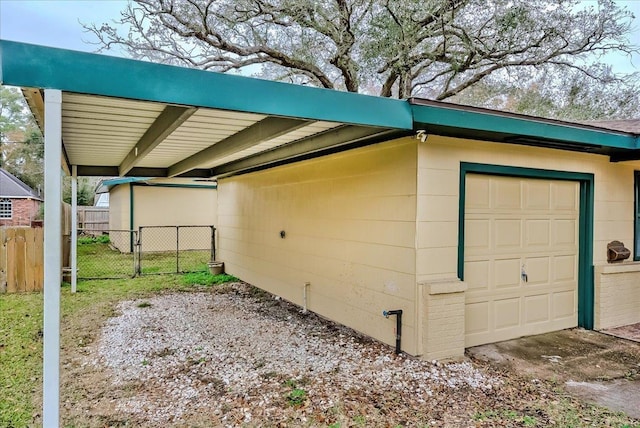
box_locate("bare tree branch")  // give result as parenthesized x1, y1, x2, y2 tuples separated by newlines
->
(83, 0, 639, 104)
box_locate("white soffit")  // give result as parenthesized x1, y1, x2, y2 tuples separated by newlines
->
(62, 93, 164, 166)
(136, 108, 266, 168)
(202, 121, 343, 168)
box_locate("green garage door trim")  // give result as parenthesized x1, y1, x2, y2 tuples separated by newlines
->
(457, 162, 594, 330)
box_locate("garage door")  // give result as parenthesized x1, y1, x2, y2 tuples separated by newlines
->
(464, 174, 579, 347)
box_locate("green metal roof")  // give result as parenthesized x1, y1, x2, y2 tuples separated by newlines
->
(410, 99, 638, 153)
(0, 40, 412, 130)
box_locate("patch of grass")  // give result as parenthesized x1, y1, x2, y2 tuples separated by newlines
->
(534, 398, 640, 427)
(78, 234, 110, 245)
(140, 250, 211, 275)
(352, 415, 366, 425)
(2, 272, 242, 427)
(77, 241, 135, 279)
(286, 388, 307, 406)
(473, 409, 537, 426)
(473, 410, 498, 421)
(283, 379, 296, 388)
(78, 241, 212, 279)
(182, 271, 238, 286)
(137, 301, 152, 308)
(522, 415, 537, 426)
(0, 292, 43, 427)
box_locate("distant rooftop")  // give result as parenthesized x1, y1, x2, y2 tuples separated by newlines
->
(0, 168, 42, 200)
(587, 119, 640, 135)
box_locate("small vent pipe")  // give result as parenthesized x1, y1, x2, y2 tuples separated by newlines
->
(383, 309, 403, 354)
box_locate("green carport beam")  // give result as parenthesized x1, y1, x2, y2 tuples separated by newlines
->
(168, 116, 311, 177)
(212, 125, 406, 177)
(119, 105, 197, 176)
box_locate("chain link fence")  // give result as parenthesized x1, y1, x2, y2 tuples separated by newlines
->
(77, 225, 215, 279)
(138, 225, 215, 275)
(77, 230, 137, 279)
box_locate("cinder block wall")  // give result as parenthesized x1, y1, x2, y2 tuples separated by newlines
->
(218, 139, 421, 354)
(420, 279, 467, 360)
(217, 134, 640, 359)
(595, 262, 640, 329)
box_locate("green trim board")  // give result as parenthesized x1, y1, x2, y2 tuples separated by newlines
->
(0, 40, 412, 130)
(104, 178, 217, 190)
(457, 162, 595, 330)
(104, 177, 151, 188)
(634, 171, 640, 261)
(131, 183, 217, 190)
(412, 103, 637, 151)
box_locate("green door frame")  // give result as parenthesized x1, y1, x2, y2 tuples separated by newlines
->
(457, 162, 595, 329)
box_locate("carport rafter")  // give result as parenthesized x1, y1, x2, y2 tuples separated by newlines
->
(119, 105, 197, 176)
(212, 125, 409, 177)
(167, 116, 313, 177)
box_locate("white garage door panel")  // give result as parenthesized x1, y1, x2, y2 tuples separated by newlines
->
(464, 174, 579, 347)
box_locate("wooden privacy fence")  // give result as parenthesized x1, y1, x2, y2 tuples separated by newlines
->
(1, 227, 44, 293)
(78, 206, 109, 235)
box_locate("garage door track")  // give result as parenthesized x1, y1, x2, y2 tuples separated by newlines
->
(467, 328, 640, 419)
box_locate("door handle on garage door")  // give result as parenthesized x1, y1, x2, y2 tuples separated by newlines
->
(521, 265, 528, 283)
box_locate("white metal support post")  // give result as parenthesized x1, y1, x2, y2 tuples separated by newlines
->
(43, 89, 62, 427)
(71, 165, 78, 293)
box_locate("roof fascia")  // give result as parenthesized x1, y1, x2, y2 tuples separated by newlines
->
(0, 40, 412, 130)
(21, 87, 72, 175)
(411, 102, 637, 150)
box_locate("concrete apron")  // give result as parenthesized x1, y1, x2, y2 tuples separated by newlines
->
(467, 328, 640, 419)
(603, 322, 640, 343)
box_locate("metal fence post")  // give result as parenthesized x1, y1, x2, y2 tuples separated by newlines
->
(138, 227, 143, 276)
(210, 226, 216, 262)
(133, 230, 140, 277)
(176, 226, 180, 273)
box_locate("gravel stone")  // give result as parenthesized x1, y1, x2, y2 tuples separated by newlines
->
(88, 283, 501, 426)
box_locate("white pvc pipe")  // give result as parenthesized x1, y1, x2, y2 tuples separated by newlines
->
(303, 282, 310, 314)
(43, 89, 62, 427)
(71, 165, 77, 293)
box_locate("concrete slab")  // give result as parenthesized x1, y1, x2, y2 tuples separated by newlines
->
(467, 328, 640, 419)
(603, 322, 640, 343)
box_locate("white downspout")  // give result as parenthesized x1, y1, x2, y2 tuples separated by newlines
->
(71, 165, 77, 293)
(303, 282, 310, 314)
(43, 89, 62, 427)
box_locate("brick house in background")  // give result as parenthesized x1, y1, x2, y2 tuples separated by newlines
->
(0, 168, 42, 227)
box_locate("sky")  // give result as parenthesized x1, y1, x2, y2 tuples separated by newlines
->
(0, 0, 639, 75)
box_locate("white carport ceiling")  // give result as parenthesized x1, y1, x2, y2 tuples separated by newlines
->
(22, 88, 408, 179)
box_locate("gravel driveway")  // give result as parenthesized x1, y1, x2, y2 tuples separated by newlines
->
(61, 283, 639, 427)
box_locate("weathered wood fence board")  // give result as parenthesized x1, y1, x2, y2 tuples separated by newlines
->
(78, 206, 109, 235)
(1, 227, 44, 293)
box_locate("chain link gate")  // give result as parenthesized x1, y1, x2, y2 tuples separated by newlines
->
(138, 225, 215, 275)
